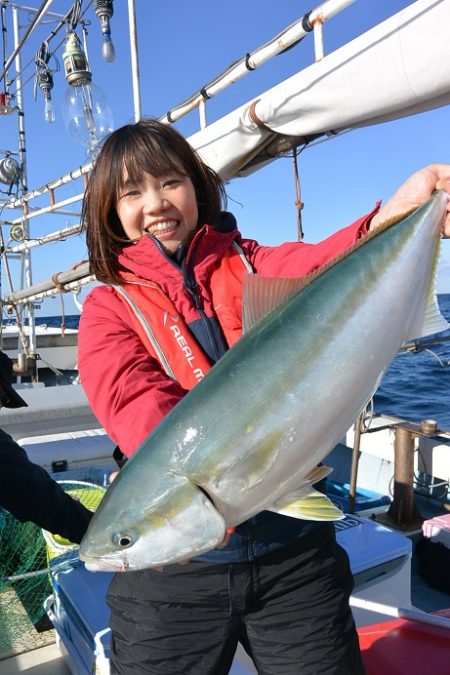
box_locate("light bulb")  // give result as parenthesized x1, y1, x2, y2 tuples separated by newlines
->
(37, 70, 55, 123)
(101, 32, 115, 63)
(62, 81, 113, 155)
(38, 70, 55, 123)
(62, 31, 114, 155)
(95, 0, 115, 63)
(44, 96, 55, 123)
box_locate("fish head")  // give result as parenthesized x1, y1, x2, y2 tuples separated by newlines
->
(79, 471, 226, 572)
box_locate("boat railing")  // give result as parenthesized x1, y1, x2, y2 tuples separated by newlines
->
(0, 0, 358, 310)
(346, 413, 450, 528)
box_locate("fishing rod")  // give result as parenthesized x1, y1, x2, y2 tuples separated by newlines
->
(0, 553, 80, 582)
(403, 335, 450, 352)
(401, 335, 450, 367)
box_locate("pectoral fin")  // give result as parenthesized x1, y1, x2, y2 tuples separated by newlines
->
(269, 487, 344, 521)
(302, 464, 333, 485)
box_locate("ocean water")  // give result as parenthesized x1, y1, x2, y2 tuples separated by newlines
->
(35, 294, 450, 430)
(374, 293, 450, 431)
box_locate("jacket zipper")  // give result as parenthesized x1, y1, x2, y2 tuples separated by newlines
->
(148, 230, 222, 363)
(183, 234, 222, 363)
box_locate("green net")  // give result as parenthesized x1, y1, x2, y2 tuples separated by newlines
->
(0, 509, 52, 653)
(0, 478, 105, 655)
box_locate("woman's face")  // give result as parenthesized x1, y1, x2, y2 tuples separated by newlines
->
(116, 169, 199, 252)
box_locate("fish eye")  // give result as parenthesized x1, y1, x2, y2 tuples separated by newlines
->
(113, 531, 135, 548)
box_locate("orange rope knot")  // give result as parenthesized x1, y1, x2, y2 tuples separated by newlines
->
(70, 259, 88, 271)
(51, 272, 67, 293)
(247, 99, 272, 132)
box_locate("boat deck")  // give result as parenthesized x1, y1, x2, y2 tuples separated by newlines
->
(0, 641, 68, 675)
(0, 635, 256, 675)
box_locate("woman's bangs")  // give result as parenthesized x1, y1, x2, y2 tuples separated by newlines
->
(123, 134, 185, 184)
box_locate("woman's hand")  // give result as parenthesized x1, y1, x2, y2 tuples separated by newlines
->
(370, 164, 450, 237)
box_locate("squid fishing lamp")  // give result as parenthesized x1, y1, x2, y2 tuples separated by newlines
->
(62, 31, 92, 87)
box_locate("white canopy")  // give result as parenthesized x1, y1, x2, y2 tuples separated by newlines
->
(190, 0, 450, 178)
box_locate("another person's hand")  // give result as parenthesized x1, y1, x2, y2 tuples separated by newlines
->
(370, 164, 450, 237)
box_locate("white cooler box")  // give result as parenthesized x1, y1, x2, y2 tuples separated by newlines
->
(46, 515, 412, 674)
(336, 514, 412, 626)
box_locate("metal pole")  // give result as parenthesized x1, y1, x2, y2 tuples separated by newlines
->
(388, 425, 422, 527)
(127, 0, 141, 122)
(348, 411, 363, 514)
(4, 165, 91, 210)
(312, 19, 325, 61)
(7, 223, 82, 254)
(0, 0, 55, 83)
(350, 597, 450, 631)
(159, 0, 357, 126)
(3, 262, 91, 305)
(7, 193, 84, 226)
(12, 5, 36, 360)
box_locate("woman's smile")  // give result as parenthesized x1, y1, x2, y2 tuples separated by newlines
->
(145, 219, 179, 237)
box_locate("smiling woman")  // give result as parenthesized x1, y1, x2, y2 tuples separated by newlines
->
(82, 119, 226, 285)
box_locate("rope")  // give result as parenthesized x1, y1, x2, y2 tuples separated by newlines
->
(292, 147, 304, 241)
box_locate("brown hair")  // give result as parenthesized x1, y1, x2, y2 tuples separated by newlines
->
(82, 118, 226, 284)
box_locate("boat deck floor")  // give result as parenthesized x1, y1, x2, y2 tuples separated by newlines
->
(0, 641, 68, 675)
(0, 639, 255, 674)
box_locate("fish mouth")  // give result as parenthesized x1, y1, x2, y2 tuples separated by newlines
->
(82, 553, 130, 573)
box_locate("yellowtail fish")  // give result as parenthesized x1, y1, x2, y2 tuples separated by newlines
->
(80, 191, 449, 571)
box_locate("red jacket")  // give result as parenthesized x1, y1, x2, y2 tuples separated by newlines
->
(78, 208, 378, 456)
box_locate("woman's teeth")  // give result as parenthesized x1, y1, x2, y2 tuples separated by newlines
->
(148, 220, 177, 234)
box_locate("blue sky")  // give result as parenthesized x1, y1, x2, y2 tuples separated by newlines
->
(1, 0, 449, 317)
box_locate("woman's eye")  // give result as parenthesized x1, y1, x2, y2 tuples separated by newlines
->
(163, 178, 181, 188)
(120, 189, 140, 199)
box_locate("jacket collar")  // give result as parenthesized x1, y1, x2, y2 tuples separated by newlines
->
(117, 212, 239, 286)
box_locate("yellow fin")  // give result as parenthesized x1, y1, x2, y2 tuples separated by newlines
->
(303, 465, 333, 486)
(269, 487, 344, 521)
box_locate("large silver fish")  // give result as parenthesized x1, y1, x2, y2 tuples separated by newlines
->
(80, 191, 449, 572)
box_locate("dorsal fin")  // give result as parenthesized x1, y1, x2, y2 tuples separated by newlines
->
(242, 275, 309, 333)
(242, 200, 440, 335)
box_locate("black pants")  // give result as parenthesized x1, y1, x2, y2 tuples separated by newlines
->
(107, 524, 365, 675)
